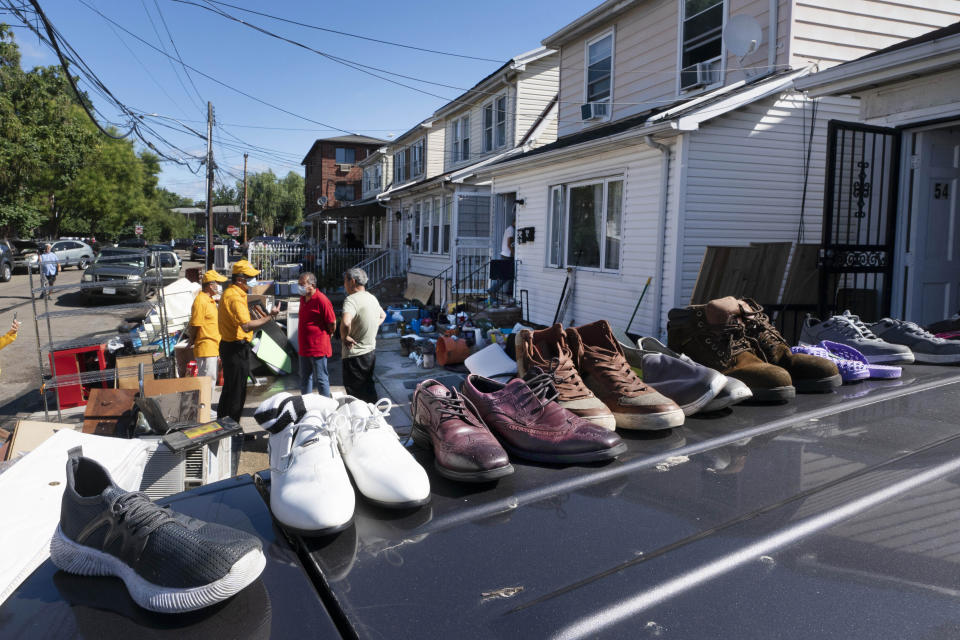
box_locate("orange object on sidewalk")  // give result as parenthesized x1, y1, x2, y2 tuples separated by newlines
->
(437, 336, 469, 366)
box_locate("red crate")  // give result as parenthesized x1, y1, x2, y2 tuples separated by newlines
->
(48, 344, 108, 409)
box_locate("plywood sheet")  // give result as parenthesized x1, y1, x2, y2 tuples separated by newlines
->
(7, 420, 82, 460)
(404, 272, 434, 305)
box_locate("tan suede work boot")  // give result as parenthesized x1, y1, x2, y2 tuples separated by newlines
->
(667, 296, 795, 403)
(738, 298, 841, 393)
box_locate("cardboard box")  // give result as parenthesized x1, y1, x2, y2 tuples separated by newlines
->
(116, 353, 157, 388)
(7, 420, 82, 460)
(139, 377, 212, 423)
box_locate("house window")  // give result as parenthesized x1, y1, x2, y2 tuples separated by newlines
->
(363, 165, 381, 193)
(393, 151, 407, 183)
(443, 196, 452, 253)
(586, 32, 613, 105)
(483, 103, 494, 153)
(411, 138, 425, 177)
(421, 200, 432, 253)
(548, 185, 564, 267)
(432, 197, 441, 254)
(365, 216, 382, 247)
(681, 0, 723, 90)
(452, 115, 471, 161)
(413, 202, 421, 253)
(495, 96, 507, 148)
(334, 184, 355, 202)
(561, 177, 623, 272)
(335, 147, 356, 165)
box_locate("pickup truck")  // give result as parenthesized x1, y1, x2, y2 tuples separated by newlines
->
(3, 365, 960, 638)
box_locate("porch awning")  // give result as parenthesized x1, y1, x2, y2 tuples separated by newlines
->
(305, 200, 384, 222)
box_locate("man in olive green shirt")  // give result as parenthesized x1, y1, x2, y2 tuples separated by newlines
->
(340, 267, 386, 402)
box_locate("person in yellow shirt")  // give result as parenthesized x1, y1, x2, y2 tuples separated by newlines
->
(186, 270, 228, 387)
(218, 260, 277, 422)
(0, 319, 21, 378)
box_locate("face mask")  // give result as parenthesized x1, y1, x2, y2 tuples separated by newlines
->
(212, 284, 223, 296)
(246, 278, 259, 287)
(297, 284, 308, 296)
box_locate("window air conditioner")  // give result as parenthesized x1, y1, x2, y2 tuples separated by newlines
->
(696, 60, 721, 86)
(580, 101, 609, 121)
(138, 436, 234, 500)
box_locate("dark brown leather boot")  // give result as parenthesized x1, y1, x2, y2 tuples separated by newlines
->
(738, 298, 841, 393)
(668, 297, 795, 403)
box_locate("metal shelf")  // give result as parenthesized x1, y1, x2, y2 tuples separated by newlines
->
(37, 302, 155, 319)
(43, 360, 175, 389)
(31, 277, 164, 295)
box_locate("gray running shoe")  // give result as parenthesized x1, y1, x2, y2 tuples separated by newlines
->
(51, 447, 266, 613)
(635, 336, 752, 413)
(799, 311, 915, 364)
(639, 352, 727, 416)
(870, 318, 960, 364)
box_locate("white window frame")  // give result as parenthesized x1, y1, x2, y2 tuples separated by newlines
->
(431, 196, 443, 254)
(583, 29, 615, 123)
(495, 95, 507, 148)
(547, 185, 564, 268)
(558, 175, 624, 273)
(411, 138, 425, 177)
(677, 0, 726, 95)
(451, 120, 461, 163)
(393, 150, 406, 184)
(459, 115, 470, 162)
(421, 199, 432, 254)
(482, 102, 494, 153)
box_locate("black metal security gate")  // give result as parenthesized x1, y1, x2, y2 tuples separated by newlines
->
(819, 120, 901, 321)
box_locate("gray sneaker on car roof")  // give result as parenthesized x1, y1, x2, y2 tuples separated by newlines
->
(869, 318, 960, 364)
(799, 310, 914, 365)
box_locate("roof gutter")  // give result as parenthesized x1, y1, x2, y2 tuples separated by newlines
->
(795, 32, 960, 97)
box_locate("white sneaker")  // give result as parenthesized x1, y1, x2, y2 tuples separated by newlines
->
(335, 397, 431, 509)
(269, 409, 354, 534)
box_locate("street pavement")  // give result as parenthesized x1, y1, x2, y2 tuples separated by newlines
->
(0, 255, 204, 430)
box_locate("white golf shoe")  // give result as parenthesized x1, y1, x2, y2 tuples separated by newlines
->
(335, 397, 431, 509)
(269, 409, 355, 534)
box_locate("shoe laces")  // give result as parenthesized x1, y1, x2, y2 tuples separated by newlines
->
(528, 356, 591, 401)
(275, 420, 338, 472)
(110, 492, 173, 537)
(343, 398, 393, 436)
(834, 312, 879, 340)
(524, 365, 561, 405)
(702, 320, 756, 368)
(892, 320, 943, 342)
(431, 389, 481, 425)
(740, 303, 787, 351)
(581, 345, 646, 395)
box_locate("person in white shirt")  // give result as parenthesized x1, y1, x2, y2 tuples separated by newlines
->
(488, 219, 515, 300)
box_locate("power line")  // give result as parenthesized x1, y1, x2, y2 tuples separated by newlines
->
(138, 0, 202, 113)
(75, 0, 359, 135)
(151, 0, 205, 106)
(185, 0, 506, 63)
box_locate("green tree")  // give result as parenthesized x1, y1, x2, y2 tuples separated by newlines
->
(0, 25, 97, 235)
(244, 170, 282, 234)
(278, 171, 305, 231)
(212, 184, 237, 206)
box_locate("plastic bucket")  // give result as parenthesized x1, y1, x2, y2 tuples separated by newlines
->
(436, 336, 469, 366)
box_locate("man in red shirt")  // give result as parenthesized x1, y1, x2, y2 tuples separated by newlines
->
(297, 272, 337, 396)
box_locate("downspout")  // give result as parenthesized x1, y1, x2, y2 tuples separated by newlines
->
(768, 0, 778, 73)
(643, 135, 670, 339)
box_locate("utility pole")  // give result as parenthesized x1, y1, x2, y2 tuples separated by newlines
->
(204, 101, 214, 270)
(242, 153, 248, 245)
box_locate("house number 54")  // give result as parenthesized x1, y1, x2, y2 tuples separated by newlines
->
(934, 183, 950, 200)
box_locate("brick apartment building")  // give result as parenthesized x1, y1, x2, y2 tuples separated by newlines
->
(301, 135, 385, 215)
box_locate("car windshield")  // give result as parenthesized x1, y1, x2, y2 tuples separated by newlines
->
(96, 249, 144, 267)
(13, 240, 39, 252)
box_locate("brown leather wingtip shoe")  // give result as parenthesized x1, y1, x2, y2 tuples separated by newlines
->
(411, 379, 513, 483)
(461, 374, 626, 464)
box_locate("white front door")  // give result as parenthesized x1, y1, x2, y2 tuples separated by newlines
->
(452, 192, 492, 291)
(908, 128, 960, 325)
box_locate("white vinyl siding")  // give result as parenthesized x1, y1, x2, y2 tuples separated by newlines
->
(790, 0, 960, 69)
(676, 92, 860, 304)
(515, 56, 559, 146)
(490, 143, 668, 334)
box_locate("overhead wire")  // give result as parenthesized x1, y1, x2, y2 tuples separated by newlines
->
(151, 0, 205, 107)
(138, 0, 202, 113)
(75, 0, 360, 135)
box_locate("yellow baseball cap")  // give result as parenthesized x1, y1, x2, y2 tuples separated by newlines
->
(230, 259, 260, 277)
(201, 269, 228, 283)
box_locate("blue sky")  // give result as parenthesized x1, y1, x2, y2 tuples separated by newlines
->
(5, 0, 595, 201)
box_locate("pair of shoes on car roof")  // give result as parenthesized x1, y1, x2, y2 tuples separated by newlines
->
(257, 392, 430, 535)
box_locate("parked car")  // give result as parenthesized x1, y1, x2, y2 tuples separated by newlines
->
(117, 237, 146, 248)
(249, 235, 287, 245)
(155, 250, 182, 283)
(50, 239, 95, 269)
(7, 239, 42, 273)
(0, 242, 12, 282)
(190, 241, 206, 262)
(81, 248, 165, 302)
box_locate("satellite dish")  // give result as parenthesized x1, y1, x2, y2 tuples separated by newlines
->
(317, 195, 328, 206)
(724, 14, 762, 57)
